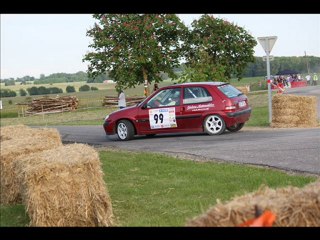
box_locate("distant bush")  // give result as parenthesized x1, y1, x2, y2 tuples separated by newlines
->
(26, 86, 63, 95)
(8, 100, 13, 105)
(66, 85, 76, 93)
(79, 84, 90, 92)
(47, 87, 63, 94)
(19, 89, 28, 96)
(38, 86, 48, 95)
(4, 80, 15, 86)
(0, 89, 17, 97)
(90, 86, 99, 91)
(27, 86, 39, 95)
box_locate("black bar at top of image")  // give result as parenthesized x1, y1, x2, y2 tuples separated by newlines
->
(1, 0, 319, 14)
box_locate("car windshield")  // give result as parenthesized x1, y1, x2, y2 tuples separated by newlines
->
(146, 88, 181, 108)
(217, 84, 243, 98)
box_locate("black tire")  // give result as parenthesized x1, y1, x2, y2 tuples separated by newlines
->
(226, 123, 245, 132)
(116, 120, 135, 141)
(203, 114, 226, 135)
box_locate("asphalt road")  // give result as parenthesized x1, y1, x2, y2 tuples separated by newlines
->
(55, 125, 320, 175)
(53, 85, 320, 176)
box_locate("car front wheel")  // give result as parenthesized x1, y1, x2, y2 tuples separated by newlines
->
(226, 123, 245, 132)
(117, 120, 134, 141)
(203, 114, 226, 135)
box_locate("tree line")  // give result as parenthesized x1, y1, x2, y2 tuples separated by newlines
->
(0, 85, 99, 98)
(0, 71, 109, 85)
(242, 56, 320, 77)
(1, 56, 319, 87)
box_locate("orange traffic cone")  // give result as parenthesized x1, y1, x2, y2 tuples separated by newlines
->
(239, 205, 276, 227)
(239, 210, 276, 227)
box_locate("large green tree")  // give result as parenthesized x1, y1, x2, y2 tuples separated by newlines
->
(83, 14, 187, 95)
(184, 14, 257, 82)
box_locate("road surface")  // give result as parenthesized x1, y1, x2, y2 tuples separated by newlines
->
(54, 125, 320, 175)
(53, 85, 320, 176)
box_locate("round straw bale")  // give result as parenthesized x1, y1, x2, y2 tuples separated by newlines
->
(186, 180, 320, 227)
(17, 143, 113, 227)
(0, 126, 62, 204)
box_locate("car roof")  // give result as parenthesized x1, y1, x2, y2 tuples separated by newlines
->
(169, 82, 227, 87)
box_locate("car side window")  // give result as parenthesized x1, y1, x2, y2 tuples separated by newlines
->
(146, 88, 181, 108)
(183, 87, 212, 104)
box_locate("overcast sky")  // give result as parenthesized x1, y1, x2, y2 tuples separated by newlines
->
(1, 14, 319, 79)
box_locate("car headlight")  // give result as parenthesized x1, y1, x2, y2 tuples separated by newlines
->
(104, 115, 109, 121)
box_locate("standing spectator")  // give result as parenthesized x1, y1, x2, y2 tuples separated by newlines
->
(313, 73, 318, 86)
(286, 75, 291, 88)
(118, 90, 126, 109)
(306, 74, 311, 86)
(153, 83, 159, 92)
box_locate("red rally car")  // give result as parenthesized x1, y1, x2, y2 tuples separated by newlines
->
(103, 82, 251, 141)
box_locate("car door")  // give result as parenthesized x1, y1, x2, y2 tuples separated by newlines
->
(136, 87, 184, 134)
(179, 86, 216, 130)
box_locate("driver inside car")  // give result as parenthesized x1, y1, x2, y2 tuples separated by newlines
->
(166, 93, 180, 106)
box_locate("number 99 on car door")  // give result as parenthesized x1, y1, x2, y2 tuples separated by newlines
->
(149, 107, 177, 129)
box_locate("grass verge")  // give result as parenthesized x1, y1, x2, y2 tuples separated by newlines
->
(1, 149, 316, 226)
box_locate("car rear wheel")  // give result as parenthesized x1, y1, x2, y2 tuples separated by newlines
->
(203, 114, 226, 135)
(226, 123, 245, 132)
(117, 120, 134, 141)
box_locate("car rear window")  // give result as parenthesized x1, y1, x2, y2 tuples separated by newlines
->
(217, 84, 243, 98)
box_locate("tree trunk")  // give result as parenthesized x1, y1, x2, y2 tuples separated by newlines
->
(142, 67, 150, 97)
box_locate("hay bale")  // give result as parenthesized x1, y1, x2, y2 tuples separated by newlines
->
(0, 126, 62, 204)
(0, 135, 11, 142)
(271, 94, 318, 128)
(0, 124, 31, 140)
(186, 180, 320, 227)
(16, 144, 113, 227)
(237, 86, 250, 95)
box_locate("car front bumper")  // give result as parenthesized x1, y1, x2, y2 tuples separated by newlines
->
(103, 120, 116, 135)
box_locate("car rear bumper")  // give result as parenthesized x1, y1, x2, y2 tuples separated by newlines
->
(223, 107, 251, 127)
(226, 107, 252, 117)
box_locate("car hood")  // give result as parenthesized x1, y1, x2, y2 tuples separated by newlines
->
(109, 105, 138, 118)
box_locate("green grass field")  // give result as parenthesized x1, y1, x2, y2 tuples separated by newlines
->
(0, 77, 270, 127)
